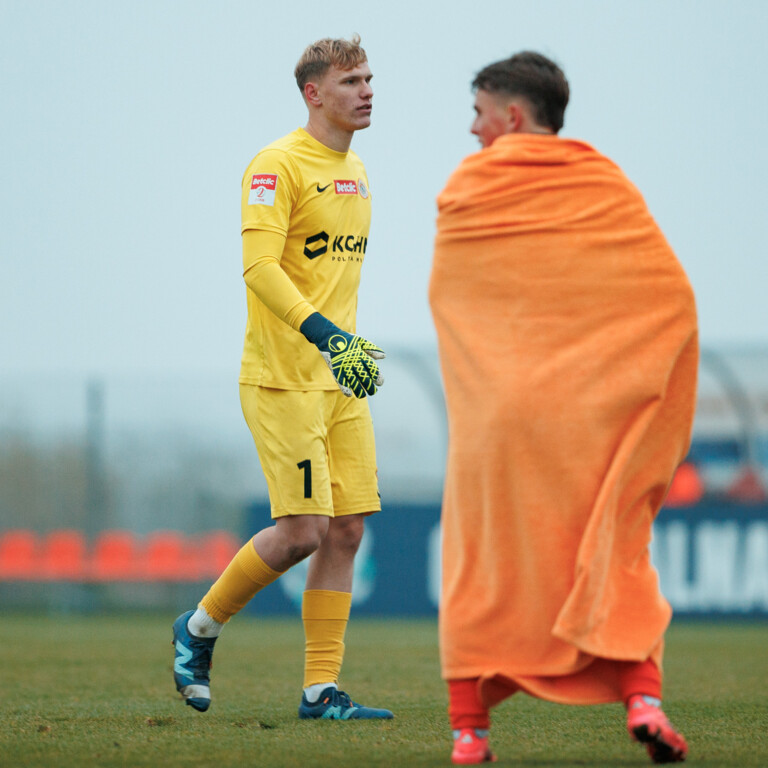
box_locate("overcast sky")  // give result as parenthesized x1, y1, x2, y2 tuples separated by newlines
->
(2, 0, 767, 381)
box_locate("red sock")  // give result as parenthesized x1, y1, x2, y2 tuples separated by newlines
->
(448, 678, 490, 731)
(618, 658, 662, 705)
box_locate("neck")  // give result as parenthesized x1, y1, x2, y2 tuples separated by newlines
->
(304, 117, 353, 153)
(513, 120, 555, 136)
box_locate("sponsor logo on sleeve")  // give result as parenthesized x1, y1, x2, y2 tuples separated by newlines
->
(334, 179, 358, 195)
(248, 173, 278, 206)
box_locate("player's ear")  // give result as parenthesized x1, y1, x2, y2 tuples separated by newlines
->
(304, 81, 322, 107)
(507, 102, 524, 133)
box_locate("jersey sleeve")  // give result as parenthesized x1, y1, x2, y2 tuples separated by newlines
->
(241, 149, 300, 236)
(242, 229, 315, 331)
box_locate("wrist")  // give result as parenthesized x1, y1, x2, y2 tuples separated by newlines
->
(300, 312, 339, 346)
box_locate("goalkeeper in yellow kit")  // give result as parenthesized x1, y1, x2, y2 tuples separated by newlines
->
(171, 35, 392, 720)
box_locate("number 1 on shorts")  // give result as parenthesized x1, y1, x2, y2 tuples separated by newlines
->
(297, 459, 312, 498)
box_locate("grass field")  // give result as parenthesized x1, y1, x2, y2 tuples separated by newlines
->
(4, 613, 767, 767)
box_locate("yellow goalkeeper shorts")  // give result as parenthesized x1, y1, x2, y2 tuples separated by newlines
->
(240, 384, 381, 518)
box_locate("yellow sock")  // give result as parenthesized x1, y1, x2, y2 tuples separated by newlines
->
(302, 589, 352, 688)
(200, 540, 282, 624)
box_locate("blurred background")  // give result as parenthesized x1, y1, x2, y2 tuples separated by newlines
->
(2, 1, 767, 617)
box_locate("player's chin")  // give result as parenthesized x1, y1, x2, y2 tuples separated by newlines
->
(354, 111, 372, 129)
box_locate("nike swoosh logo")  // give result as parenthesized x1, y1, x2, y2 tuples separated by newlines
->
(316, 183, 331, 193)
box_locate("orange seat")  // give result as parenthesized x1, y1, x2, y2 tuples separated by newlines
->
(195, 531, 240, 578)
(143, 531, 197, 581)
(0, 530, 38, 580)
(90, 530, 141, 581)
(664, 462, 704, 507)
(40, 530, 87, 581)
(727, 466, 767, 503)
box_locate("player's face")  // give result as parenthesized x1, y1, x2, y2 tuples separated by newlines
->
(318, 63, 374, 133)
(471, 89, 511, 148)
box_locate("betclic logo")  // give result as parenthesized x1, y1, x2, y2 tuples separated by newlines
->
(334, 180, 358, 195)
(248, 173, 278, 206)
(252, 175, 277, 189)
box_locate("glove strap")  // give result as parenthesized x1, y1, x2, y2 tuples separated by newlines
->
(299, 312, 339, 348)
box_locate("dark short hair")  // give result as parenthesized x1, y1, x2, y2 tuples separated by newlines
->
(472, 51, 569, 133)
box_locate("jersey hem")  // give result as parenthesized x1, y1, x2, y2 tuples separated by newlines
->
(238, 376, 339, 392)
(241, 222, 287, 236)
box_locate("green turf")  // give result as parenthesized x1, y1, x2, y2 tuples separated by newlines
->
(3, 614, 767, 767)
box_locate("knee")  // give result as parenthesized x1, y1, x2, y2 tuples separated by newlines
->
(276, 517, 327, 565)
(284, 538, 319, 564)
(327, 516, 365, 554)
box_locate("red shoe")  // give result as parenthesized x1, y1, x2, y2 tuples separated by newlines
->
(451, 728, 497, 765)
(627, 695, 688, 764)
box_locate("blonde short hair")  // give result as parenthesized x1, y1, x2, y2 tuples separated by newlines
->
(294, 34, 367, 91)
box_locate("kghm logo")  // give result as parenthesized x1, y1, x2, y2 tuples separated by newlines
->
(304, 232, 367, 259)
(303, 231, 329, 259)
(333, 235, 367, 254)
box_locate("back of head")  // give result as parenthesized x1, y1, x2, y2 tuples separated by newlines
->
(295, 34, 367, 92)
(472, 51, 569, 133)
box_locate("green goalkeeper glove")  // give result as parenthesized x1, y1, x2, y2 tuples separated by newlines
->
(300, 312, 385, 398)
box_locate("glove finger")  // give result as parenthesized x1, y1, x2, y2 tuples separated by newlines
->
(362, 343, 385, 360)
(338, 368, 367, 399)
(352, 379, 368, 398)
(348, 368, 373, 397)
(360, 356, 379, 379)
(358, 338, 385, 359)
(362, 359, 383, 393)
(352, 363, 377, 397)
(330, 364, 353, 397)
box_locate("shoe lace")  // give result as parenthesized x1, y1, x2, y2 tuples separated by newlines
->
(332, 689, 354, 708)
(187, 637, 213, 675)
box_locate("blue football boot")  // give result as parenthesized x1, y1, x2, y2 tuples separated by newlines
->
(298, 686, 394, 720)
(172, 610, 216, 712)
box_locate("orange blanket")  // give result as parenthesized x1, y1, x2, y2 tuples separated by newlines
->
(430, 134, 698, 706)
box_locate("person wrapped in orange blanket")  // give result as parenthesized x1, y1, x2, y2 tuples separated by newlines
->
(429, 51, 698, 766)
